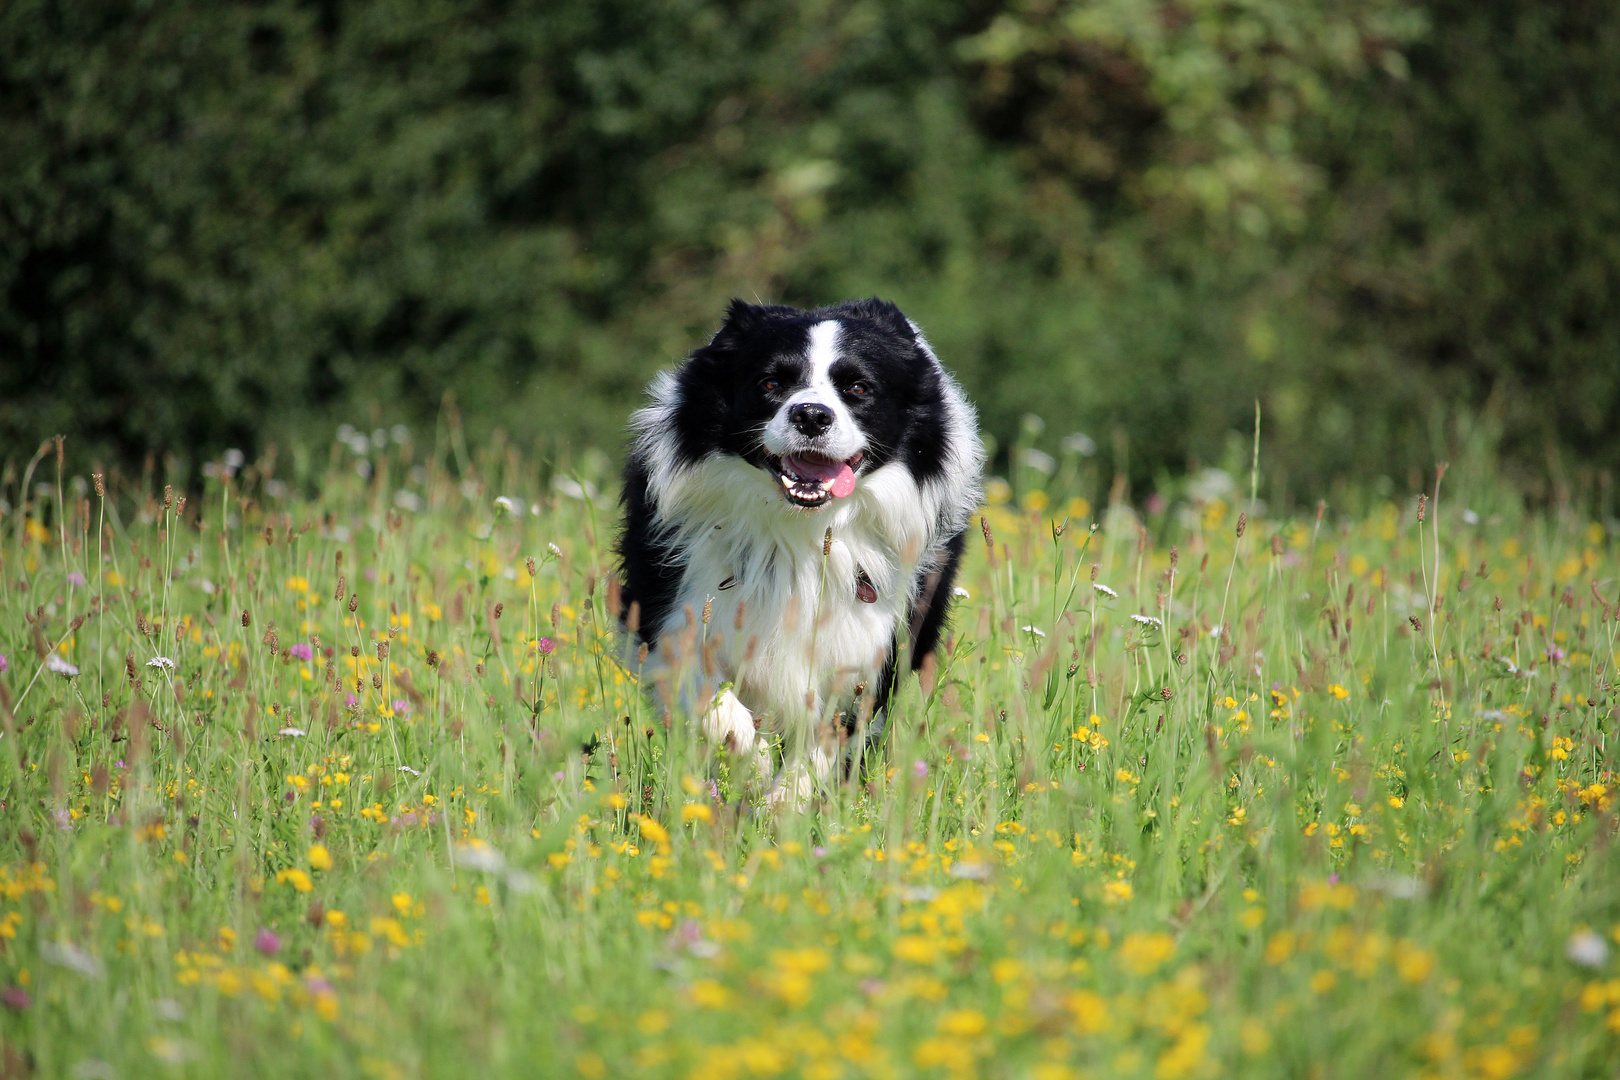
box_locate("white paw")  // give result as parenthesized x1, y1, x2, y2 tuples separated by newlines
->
(763, 748, 837, 814)
(701, 688, 758, 756)
(764, 762, 816, 814)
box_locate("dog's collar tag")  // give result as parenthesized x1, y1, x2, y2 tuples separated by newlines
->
(855, 567, 877, 604)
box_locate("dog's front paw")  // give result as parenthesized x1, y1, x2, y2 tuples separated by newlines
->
(701, 688, 758, 756)
(763, 762, 816, 815)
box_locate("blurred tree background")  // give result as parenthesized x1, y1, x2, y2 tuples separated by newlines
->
(2, 0, 1617, 500)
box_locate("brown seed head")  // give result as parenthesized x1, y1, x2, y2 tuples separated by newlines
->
(1416, 494, 1427, 523)
(525, 556, 537, 577)
(241, 609, 251, 628)
(823, 527, 833, 557)
(1235, 512, 1247, 539)
(93, 472, 105, 498)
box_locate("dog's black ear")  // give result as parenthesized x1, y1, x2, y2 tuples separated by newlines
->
(712, 299, 798, 346)
(829, 297, 915, 339)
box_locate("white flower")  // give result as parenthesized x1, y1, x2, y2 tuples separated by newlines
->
(455, 842, 506, 873)
(1063, 432, 1097, 457)
(1567, 930, 1610, 968)
(1021, 625, 1046, 637)
(393, 490, 424, 513)
(948, 860, 993, 881)
(397, 765, 421, 776)
(278, 727, 306, 737)
(548, 542, 563, 558)
(951, 586, 971, 599)
(1093, 583, 1119, 599)
(147, 656, 175, 671)
(41, 940, 103, 978)
(553, 476, 596, 501)
(493, 495, 522, 516)
(46, 653, 80, 677)
(1019, 447, 1056, 475)
(1130, 614, 1164, 629)
(198, 578, 216, 595)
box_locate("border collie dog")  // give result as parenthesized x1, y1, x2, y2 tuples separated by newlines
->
(618, 298, 984, 807)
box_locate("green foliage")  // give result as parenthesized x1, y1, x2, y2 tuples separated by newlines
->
(2, 440, 1619, 1075)
(2, 0, 1617, 494)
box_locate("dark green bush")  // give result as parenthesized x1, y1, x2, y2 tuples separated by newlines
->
(1, 0, 1616, 498)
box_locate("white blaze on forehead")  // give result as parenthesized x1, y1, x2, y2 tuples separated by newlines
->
(763, 319, 865, 459)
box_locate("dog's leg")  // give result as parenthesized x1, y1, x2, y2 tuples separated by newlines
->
(699, 687, 773, 782)
(764, 743, 837, 813)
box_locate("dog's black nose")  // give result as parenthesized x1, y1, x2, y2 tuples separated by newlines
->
(788, 402, 834, 437)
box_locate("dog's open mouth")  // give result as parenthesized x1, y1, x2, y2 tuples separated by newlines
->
(768, 451, 864, 508)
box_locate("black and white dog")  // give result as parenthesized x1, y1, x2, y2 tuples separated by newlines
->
(618, 298, 983, 807)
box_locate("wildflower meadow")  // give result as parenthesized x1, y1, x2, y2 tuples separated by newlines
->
(1, 432, 1618, 1080)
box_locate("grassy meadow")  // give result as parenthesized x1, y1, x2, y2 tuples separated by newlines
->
(1, 433, 1618, 1080)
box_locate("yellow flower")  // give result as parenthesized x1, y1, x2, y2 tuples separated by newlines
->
(308, 844, 332, 871)
(681, 803, 713, 824)
(392, 893, 413, 913)
(276, 868, 313, 893)
(1393, 941, 1435, 983)
(1118, 931, 1175, 975)
(634, 815, 672, 852)
(893, 935, 940, 964)
(990, 957, 1024, 985)
(689, 979, 731, 1008)
(938, 1009, 988, 1038)
(1329, 684, 1349, 700)
(1102, 880, 1134, 905)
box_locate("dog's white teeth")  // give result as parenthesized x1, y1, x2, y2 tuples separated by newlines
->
(778, 473, 795, 489)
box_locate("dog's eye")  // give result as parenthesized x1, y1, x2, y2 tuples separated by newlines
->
(760, 378, 780, 393)
(847, 381, 871, 398)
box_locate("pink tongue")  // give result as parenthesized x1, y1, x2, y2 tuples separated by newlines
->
(784, 456, 858, 498)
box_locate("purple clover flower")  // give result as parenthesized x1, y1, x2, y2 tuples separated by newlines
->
(289, 642, 313, 662)
(535, 637, 556, 656)
(254, 928, 281, 956)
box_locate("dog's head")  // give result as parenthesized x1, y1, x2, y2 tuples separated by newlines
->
(648, 298, 969, 512)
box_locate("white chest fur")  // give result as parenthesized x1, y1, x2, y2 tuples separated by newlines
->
(649, 456, 939, 732)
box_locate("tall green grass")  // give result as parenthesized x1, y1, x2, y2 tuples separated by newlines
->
(1, 436, 1617, 1079)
